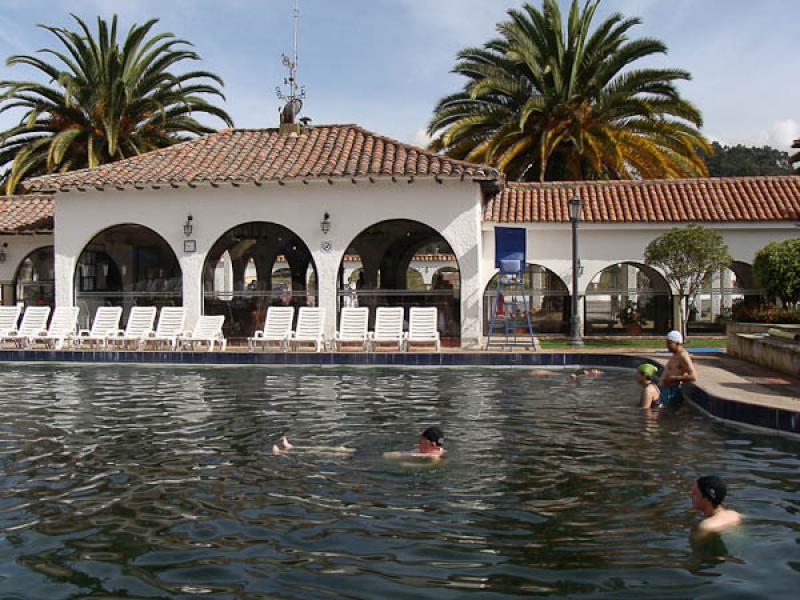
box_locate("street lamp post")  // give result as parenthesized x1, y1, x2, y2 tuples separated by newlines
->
(568, 196, 584, 346)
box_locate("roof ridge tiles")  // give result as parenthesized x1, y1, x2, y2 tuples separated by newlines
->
(24, 123, 494, 192)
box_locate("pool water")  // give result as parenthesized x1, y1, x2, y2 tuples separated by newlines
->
(0, 365, 798, 599)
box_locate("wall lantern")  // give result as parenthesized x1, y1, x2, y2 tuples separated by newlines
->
(320, 212, 331, 235)
(0, 243, 6, 264)
(183, 215, 194, 237)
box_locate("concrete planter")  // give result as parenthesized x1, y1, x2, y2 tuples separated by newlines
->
(727, 322, 800, 377)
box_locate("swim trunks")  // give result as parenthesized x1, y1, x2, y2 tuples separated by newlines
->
(658, 385, 683, 409)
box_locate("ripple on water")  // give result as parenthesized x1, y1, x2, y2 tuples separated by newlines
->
(0, 364, 798, 599)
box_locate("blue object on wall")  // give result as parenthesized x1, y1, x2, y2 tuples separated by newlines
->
(495, 227, 526, 269)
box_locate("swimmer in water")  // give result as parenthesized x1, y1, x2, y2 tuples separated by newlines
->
(570, 368, 603, 380)
(691, 475, 742, 534)
(383, 426, 446, 460)
(530, 369, 557, 377)
(271, 436, 293, 455)
(271, 435, 354, 456)
(636, 363, 661, 409)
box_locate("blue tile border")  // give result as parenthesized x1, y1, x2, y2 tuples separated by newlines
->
(0, 348, 655, 370)
(684, 382, 800, 438)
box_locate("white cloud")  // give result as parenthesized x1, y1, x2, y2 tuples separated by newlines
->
(767, 119, 800, 151)
(409, 128, 432, 148)
(718, 119, 800, 152)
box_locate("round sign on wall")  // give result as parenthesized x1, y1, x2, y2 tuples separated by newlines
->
(320, 240, 333, 253)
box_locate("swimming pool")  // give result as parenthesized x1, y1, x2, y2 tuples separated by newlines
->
(0, 365, 797, 598)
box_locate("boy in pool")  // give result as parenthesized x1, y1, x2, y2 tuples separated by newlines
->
(659, 330, 696, 408)
(636, 363, 661, 409)
(383, 426, 446, 460)
(691, 475, 742, 533)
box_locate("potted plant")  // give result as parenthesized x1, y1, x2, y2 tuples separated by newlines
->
(618, 300, 643, 335)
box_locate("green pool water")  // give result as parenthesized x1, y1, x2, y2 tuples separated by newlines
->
(0, 365, 797, 599)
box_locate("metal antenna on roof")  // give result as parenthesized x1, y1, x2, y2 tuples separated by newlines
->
(276, 0, 305, 130)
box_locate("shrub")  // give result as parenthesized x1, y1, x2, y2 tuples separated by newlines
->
(732, 303, 800, 324)
(645, 224, 731, 335)
(753, 239, 800, 306)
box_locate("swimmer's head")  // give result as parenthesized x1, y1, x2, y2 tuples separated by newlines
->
(421, 426, 445, 448)
(637, 363, 658, 382)
(666, 330, 684, 350)
(696, 475, 727, 508)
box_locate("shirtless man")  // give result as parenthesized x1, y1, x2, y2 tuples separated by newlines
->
(383, 426, 446, 460)
(658, 330, 696, 408)
(691, 475, 742, 534)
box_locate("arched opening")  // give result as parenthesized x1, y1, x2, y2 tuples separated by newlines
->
(14, 246, 55, 309)
(687, 261, 762, 333)
(483, 264, 570, 334)
(203, 222, 317, 340)
(339, 220, 461, 343)
(74, 225, 182, 327)
(584, 262, 672, 335)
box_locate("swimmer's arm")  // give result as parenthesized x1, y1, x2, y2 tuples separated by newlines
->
(382, 451, 407, 458)
(383, 450, 445, 460)
(678, 352, 697, 383)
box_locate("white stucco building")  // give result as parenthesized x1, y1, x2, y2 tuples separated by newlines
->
(1, 124, 798, 347)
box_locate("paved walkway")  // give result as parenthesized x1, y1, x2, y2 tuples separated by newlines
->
(647, 353, 800, 412)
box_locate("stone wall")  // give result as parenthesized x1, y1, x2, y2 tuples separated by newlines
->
(727, 322, 800, 377)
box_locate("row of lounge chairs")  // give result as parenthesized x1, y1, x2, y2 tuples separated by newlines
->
(0, 304, 442, 352)
(248, 306, 440, 352)
(0, 305, 226, 351)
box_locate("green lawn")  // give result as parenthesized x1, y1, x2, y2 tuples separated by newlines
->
(538, 337, 726, 350)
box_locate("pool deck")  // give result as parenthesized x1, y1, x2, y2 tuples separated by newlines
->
(1, 345, 797, 437)
(644, 352, 800, 438)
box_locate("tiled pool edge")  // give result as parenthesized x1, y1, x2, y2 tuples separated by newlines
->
(0, 349, 651, 369)
(684, 383, 800, 439)
(3, 350, 797, 438)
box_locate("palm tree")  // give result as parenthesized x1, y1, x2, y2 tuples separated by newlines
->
(428, 0, 710, 181)
(791, 139, 800, 174)
(0, 14, 233, 194)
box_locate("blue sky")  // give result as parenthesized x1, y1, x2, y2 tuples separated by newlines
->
(1, 0, 798, 151)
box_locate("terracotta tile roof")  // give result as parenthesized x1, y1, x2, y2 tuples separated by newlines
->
(24, 125, 497, 192)
(0, 194, 54, 233)
(483, 176, 800, 223)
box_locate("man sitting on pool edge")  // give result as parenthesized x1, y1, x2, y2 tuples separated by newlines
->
(691, 475, 742, 533)
(383, 426, 446, 460)
(658, 330, 696, 408)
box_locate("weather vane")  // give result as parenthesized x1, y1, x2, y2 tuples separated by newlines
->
(276, 0, 305, 125)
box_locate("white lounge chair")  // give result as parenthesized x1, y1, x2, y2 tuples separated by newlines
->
(248, 306, 294, 352)
(142, 307, 187, 350)
(290, 307, 325, 352)
(0, 306, 51, 348)
(179, 315, 227, 352)
(28, 306, 79, 350)
(405, 307, 441, 351)
(73, 306, 123, 349)
(333, 307, 369, 351)
(0, 305, 22, 337)
(106, 306, 157, 350)
(368, 307, 405, 351)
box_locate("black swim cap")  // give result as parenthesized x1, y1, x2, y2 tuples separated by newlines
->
(697, 475, 727, 506)
(421, 426, 445, 447)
